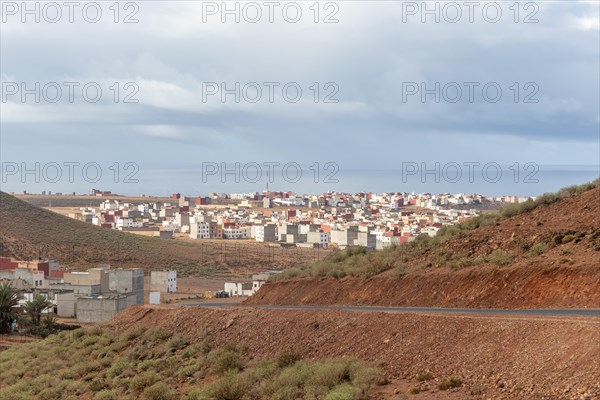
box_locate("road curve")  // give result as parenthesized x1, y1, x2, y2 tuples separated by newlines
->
(177, 303, 600, 317)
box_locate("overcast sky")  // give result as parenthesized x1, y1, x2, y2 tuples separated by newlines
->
(1, 1, 598, 196)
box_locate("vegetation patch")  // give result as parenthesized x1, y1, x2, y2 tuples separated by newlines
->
(438, 376, 463, 391)
(488, 249, 514, 267)
(528, 242, 549, 257)
(415, 371, 434, 382)
(0, 325, 383, 400)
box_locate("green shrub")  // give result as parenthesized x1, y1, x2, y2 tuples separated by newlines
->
(182, 388, 210, 400)
(309, 360, 352, 388)
(488, 249, 513, 267)
(438, 376, 462, 390)
(498, 180, 598, 220)
(323, 384, 360, 400)
(528, 242, 549, 256)
(144, 327, 172, 343)
(108, 339, 130, 353)
(36, 387, 64, 400)
(168, 334, 189, 352)
(211, 348, 244, 374)
(176, 363, 200, 378)
(129, 371, 159, 393)
(248, 360, 279, 382)
(276, 349, 304, 368)
(143, 382, 177, 400)
(201, 371, 251, 400)
(416, 370, 433, 381)
(183, 340, 212, 358)
(515, 236, 532, 251)
(410, 386, 424, 394)
(107, 359, 133, 378)
(270, 385, 301, 400)
(124, 326, 146, 341)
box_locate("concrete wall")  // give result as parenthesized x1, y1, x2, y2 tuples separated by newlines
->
(76, 297, 121, 323)
(0, 269, 44, 288)
(150, 270, 177, 293)
(330, 230, 350, 246)
(63, 272, 94, 286)
(48, 283, 101, 296)
(63, 269, 109, 290)
(331, 227, 359, 247)
(354, 231, 376, 249)
(263, 224, 277, 241)
(76, 294, 136, 323)
(56, 292, 76, 317)
(108, 269, 144, 304)
(0, 277, 30, 290)
(149, 291, 161, 305)
(252, 273, 271, 281)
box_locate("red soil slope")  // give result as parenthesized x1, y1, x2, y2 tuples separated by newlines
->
(112, 305, 600, 399)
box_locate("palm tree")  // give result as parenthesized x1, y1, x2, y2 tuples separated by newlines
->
(23, 294, 52, 328)
(0, 281, 22, 334)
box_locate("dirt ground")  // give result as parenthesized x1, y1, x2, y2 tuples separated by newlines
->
(247, 263, 600, 309)
(112, 305, 600, 400)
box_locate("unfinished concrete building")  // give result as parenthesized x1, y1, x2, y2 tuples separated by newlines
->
(108, 269, 144, 304)
(63, 268, 109, 292)
(76, 293, 138, 323)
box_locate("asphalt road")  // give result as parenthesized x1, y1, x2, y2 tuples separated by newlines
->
(178, 303, 600, 317)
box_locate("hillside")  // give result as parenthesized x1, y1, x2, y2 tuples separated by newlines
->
(0, 192, 320, 276)
(3, 305, 598, 399)
(0, 311, 385, 400)
(248, 182, 600, 308)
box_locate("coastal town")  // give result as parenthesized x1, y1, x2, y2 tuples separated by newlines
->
(58, 188, 534, 250)
(0, 188, 538, 326)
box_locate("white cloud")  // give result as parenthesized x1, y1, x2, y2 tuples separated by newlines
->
(1, 0, 598, 188)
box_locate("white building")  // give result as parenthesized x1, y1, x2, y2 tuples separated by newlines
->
(190, 222, 211, 239)
(162, 220, 179, 232)
(224, 282, 251, 297)
(224, 280, 264, 297)
(116, 218, 143, 229)
(100, 200, 118, 210)
(252, 280, 266, 293)
(254, 224, 277, 242)
(307, 231, 330, 248)
(273, 196, 304, 206)
(223, 226, 250, 239)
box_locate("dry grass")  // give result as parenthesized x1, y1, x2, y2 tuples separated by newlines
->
(0, 325, 383, 400)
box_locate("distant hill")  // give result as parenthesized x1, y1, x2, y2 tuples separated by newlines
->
(0, 192, 318, 276)
(248, 181, 600, 308)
